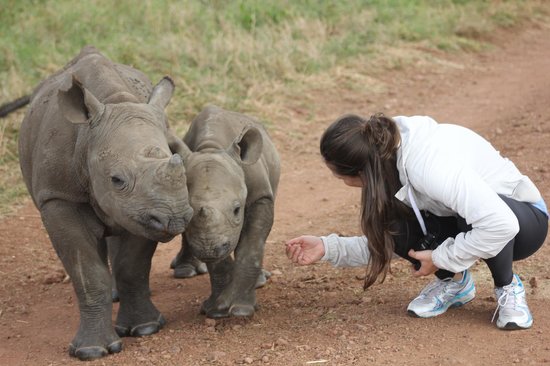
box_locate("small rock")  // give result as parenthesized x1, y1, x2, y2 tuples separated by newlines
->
(529, 277, 538, 288)
(244, 356, 254, 364)
(204, 318, 216, 327)
(262, 355, 269, 363)
(271, 269, 282, 276)
(261, 343, 273, 350)
(275, 338, 289, 347)
(206, 351, 226, 362)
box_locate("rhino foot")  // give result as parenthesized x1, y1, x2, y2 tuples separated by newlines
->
(173, 261, 208, 278)
(201, 297, 258, 318)
(255, 269, 272, 288)
(68, 331, 122, 361)
(115, 314, 166, 337)
(228, 304, 256, 317)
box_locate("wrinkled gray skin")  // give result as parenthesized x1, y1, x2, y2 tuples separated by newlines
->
(172, 105, 280, 318)
(18, 46, 193, 361)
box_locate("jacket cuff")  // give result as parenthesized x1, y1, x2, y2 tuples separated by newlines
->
(432, 237, 462, 273)
(433, 237, 480, 274)
(320, 234, 339, 263)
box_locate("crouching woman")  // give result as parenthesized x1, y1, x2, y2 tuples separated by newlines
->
(286, 113, 548, 330)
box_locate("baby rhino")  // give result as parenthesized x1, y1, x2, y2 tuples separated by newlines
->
(18, 46, 193, 360)
(173, 105, 280, 318)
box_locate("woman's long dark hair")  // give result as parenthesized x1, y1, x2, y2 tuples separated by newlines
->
(320, 113, 408, 289)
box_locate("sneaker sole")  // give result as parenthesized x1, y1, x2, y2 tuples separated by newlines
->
(407, 290, 476, 318)
(499, 321, 532, 330)
(497, 315, 533, 330)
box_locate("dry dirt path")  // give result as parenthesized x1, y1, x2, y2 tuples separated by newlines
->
(1, 24, 550, 366)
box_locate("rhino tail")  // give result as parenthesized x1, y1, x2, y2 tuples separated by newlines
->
(0, 94, 31, 118)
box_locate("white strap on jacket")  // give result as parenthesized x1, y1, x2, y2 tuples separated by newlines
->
(408, 186, 427, 236)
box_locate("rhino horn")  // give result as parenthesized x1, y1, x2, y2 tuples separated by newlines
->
(158, 153, 184, 183)
(198, 206, 214, 219)
(169, 153, 183, 167)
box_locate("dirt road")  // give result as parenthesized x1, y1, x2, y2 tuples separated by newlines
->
(1, 23, 549, 365)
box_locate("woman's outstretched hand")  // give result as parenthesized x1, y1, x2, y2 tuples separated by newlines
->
(285, 235, 325, 265)
(408, 249, 438, 277)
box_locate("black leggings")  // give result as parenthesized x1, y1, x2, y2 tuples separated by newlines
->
(392, 195, 548, 287)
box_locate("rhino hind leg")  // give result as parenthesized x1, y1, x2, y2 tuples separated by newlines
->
(170, 238, 208, 278)
(41, 201, 122, 361)
(112, 234, 164, 337)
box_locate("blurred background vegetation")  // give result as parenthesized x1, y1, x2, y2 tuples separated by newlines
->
(1, 0, 549, 215)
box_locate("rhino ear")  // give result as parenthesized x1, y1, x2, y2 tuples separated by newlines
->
(228, 125, 263, 166)
(166, 129, 192, 160)
(58, 75, 104, 124)
(148, 77, 174, 109)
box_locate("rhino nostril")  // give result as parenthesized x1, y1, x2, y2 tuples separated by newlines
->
(147, 214, 165, 231)
(214, 242, 231, 257)
(184, 207, 194, 225)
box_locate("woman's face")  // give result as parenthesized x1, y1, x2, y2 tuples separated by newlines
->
(326, 163, 364, 187)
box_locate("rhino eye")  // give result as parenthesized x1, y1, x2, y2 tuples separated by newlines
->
(111, 175, 126, 188)
(233, 205, 241, 216)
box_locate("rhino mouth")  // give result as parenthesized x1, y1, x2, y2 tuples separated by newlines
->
(186, 236, 234, 262)
(135, 212, 188, 242)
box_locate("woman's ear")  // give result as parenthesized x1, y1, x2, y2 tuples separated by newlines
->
(227, 125, 263, 165)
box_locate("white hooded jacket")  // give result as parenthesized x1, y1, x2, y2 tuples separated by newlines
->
(321, 115, 546, 273)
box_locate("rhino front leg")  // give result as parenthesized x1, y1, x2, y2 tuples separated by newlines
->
(106, 237, 120, 302)
(204, 198, 273, 318)
(200, 256, 234, 317)
(111, 234, 164, 337)
(170, 236, 208, 278)
(41, 201, 121, 361)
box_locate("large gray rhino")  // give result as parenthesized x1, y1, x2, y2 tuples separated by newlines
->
(171, 105, 280, 318)
(18, 46, 193, 361)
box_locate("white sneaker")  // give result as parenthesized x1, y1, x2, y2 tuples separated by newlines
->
(407, 270, 476, 318)
(493, 274, 533, 330)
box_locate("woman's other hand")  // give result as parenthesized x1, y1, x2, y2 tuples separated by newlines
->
(285, 235, 325, 265)
(408, 249, 438, 276)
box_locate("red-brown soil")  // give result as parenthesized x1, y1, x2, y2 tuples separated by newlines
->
(1, 24, 549, 366)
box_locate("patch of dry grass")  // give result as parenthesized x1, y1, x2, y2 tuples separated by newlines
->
(1, 0, 549, 215)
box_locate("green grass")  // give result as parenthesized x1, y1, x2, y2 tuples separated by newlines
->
(1, 0, 549, 215)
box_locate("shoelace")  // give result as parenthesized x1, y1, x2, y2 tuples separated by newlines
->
(420, 277, 454, 298)
(491, 283, 514, 323)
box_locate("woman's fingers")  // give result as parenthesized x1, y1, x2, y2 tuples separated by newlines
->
(285, 242, 301, 262)
(285, 237, 304, 246)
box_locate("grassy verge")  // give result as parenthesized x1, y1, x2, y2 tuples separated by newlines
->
(1, 0, 549, 215)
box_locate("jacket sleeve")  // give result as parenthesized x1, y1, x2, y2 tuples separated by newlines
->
(412, 155, 519, 273)
(320, 234, 370, 267)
